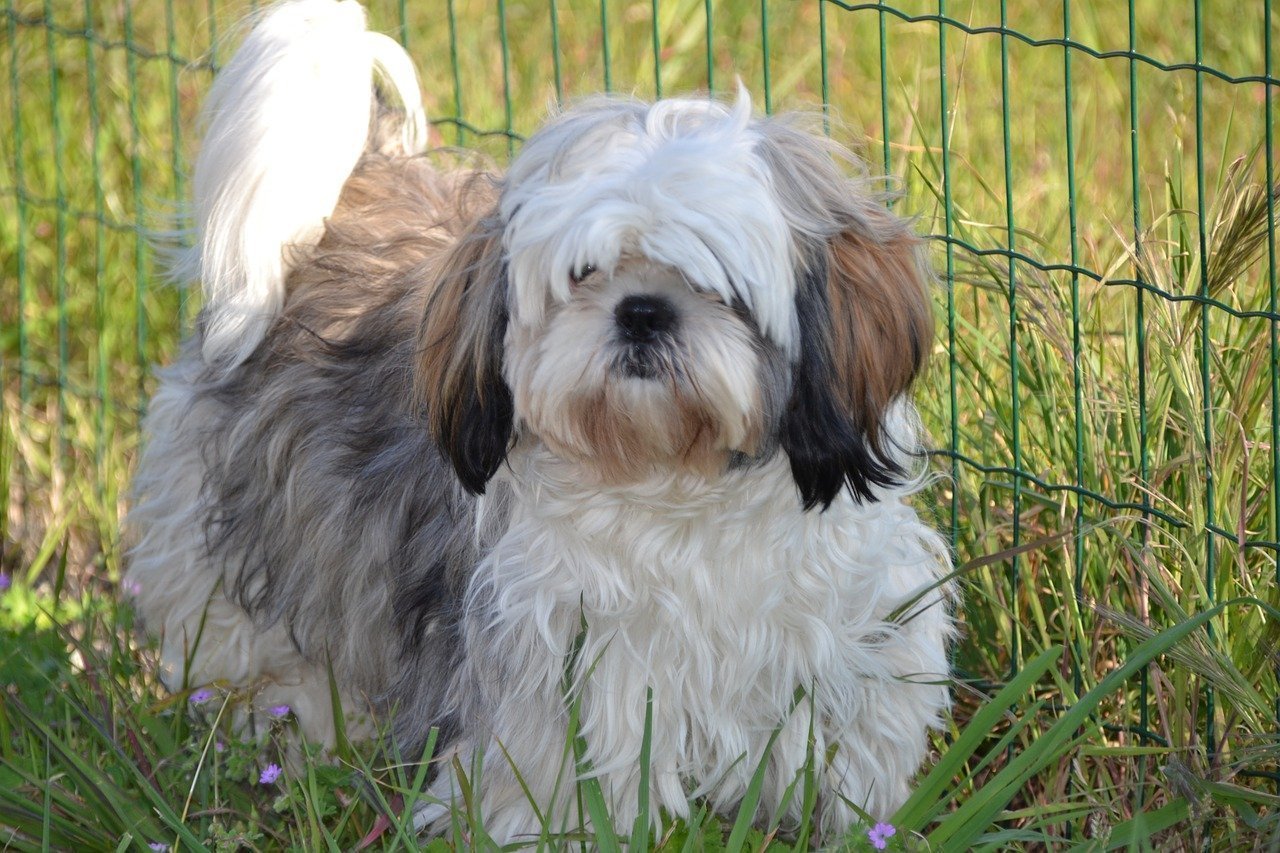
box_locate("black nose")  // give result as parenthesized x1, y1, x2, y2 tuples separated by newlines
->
(615, 295, 677, 342)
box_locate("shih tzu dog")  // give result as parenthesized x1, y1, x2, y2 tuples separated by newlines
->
(126, 0, 953, 842)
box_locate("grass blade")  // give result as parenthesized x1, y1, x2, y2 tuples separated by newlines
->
(894, 646, 1062, 829)
(1105, 800, 1190, 850)
(629, 686, 654, 852)
(929, 601, 1265, 848)
(724, 721, 786, 853)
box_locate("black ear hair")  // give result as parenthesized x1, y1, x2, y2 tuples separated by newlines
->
(416, 213, 515, 495)
(781, 249, 908, 511)
(439, 293, 513, 495)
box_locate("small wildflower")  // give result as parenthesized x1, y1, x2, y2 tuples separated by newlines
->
(121, 577, 142, 596)
(268, 704, 291, 718)
(214, 740, 226, 753)
(867, 822, 897, 850)
(188, 687, 215, 705)
(0, 573, 10, 592)
(148, 844, 169, 852)
(259, 763, 282, 785)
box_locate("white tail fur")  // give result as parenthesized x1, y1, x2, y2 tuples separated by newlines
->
(176, 0, 427, 369)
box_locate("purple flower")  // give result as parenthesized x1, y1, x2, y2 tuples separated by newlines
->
(259, 763, 282, 785)
(148, 844, 169, 852)
(867, 822, 897, 850)
(214, 740, 226, 753)
(267, 704, 290, 718)
(0, 573, 10, 592)
(121, 577, 142, 596)
(188, 688, 215, 705)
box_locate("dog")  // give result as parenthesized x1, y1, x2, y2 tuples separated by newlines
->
(125, 0, 953, 842)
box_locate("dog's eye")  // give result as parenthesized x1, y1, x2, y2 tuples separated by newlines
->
(570, 264, 597, 285)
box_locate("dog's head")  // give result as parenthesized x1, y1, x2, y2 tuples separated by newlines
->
(417, 90, 932, 509)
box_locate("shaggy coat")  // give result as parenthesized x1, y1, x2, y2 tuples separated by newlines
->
(126, 0, 953, 843)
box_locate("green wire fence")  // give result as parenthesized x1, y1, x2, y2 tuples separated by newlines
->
(2, 0, 1278, 838)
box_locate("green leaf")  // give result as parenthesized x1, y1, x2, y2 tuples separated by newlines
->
(724, 723, 786, 853)
(894, 646, 1062, 830)
(1105, 800, 1190, 850)
(929, 602, 1260, 849)
(629, 686, 654, 852)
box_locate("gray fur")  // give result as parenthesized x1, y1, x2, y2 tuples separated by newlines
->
(183, 153, 493, 751)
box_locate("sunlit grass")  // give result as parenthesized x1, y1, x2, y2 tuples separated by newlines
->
(2, 0, 1278, 848)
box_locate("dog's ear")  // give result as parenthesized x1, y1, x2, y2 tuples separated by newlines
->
(416, 210, 514, 494)
(752, 118, 932, 509)
(783, 213, 932, 510)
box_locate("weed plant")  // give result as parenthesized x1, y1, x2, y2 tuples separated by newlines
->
(2, 0, 1278, 848)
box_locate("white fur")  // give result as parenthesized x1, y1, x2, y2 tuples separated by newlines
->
(506, 264, 763, 466)
(501, 88, 800, 354)
(175, 0, 427, 369)
(422, 451, 951, 842)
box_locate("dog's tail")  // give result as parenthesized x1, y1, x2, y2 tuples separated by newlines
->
(176, 0, 426, 370)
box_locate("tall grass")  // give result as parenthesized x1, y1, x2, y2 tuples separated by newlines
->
(2, 0, 1278, 848)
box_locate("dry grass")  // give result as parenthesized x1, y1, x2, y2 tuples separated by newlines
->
(1, 0, 1278, 847)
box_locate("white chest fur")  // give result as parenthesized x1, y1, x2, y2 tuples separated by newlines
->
(445, 451, 953, 839)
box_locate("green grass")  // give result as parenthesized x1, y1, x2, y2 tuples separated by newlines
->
(3, 0, 1280, 848)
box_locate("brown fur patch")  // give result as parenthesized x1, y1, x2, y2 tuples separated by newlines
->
(280, 154, 488, 346)
(826, 211, 933, 454)
(551, 384, 730, 484)
(751, 116, 934, 492)
(410, 175, 513, 492)
(415, 211, 504, 427)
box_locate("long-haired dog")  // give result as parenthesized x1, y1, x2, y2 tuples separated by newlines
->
(126, 0, 953, 841)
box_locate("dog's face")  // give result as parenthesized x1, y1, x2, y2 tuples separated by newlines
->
(418, 91, 932, 509)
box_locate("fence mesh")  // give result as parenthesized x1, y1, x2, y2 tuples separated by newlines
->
(2, 0, 1278, 835)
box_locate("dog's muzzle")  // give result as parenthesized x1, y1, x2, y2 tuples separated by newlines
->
(614, 295, 678, 379)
